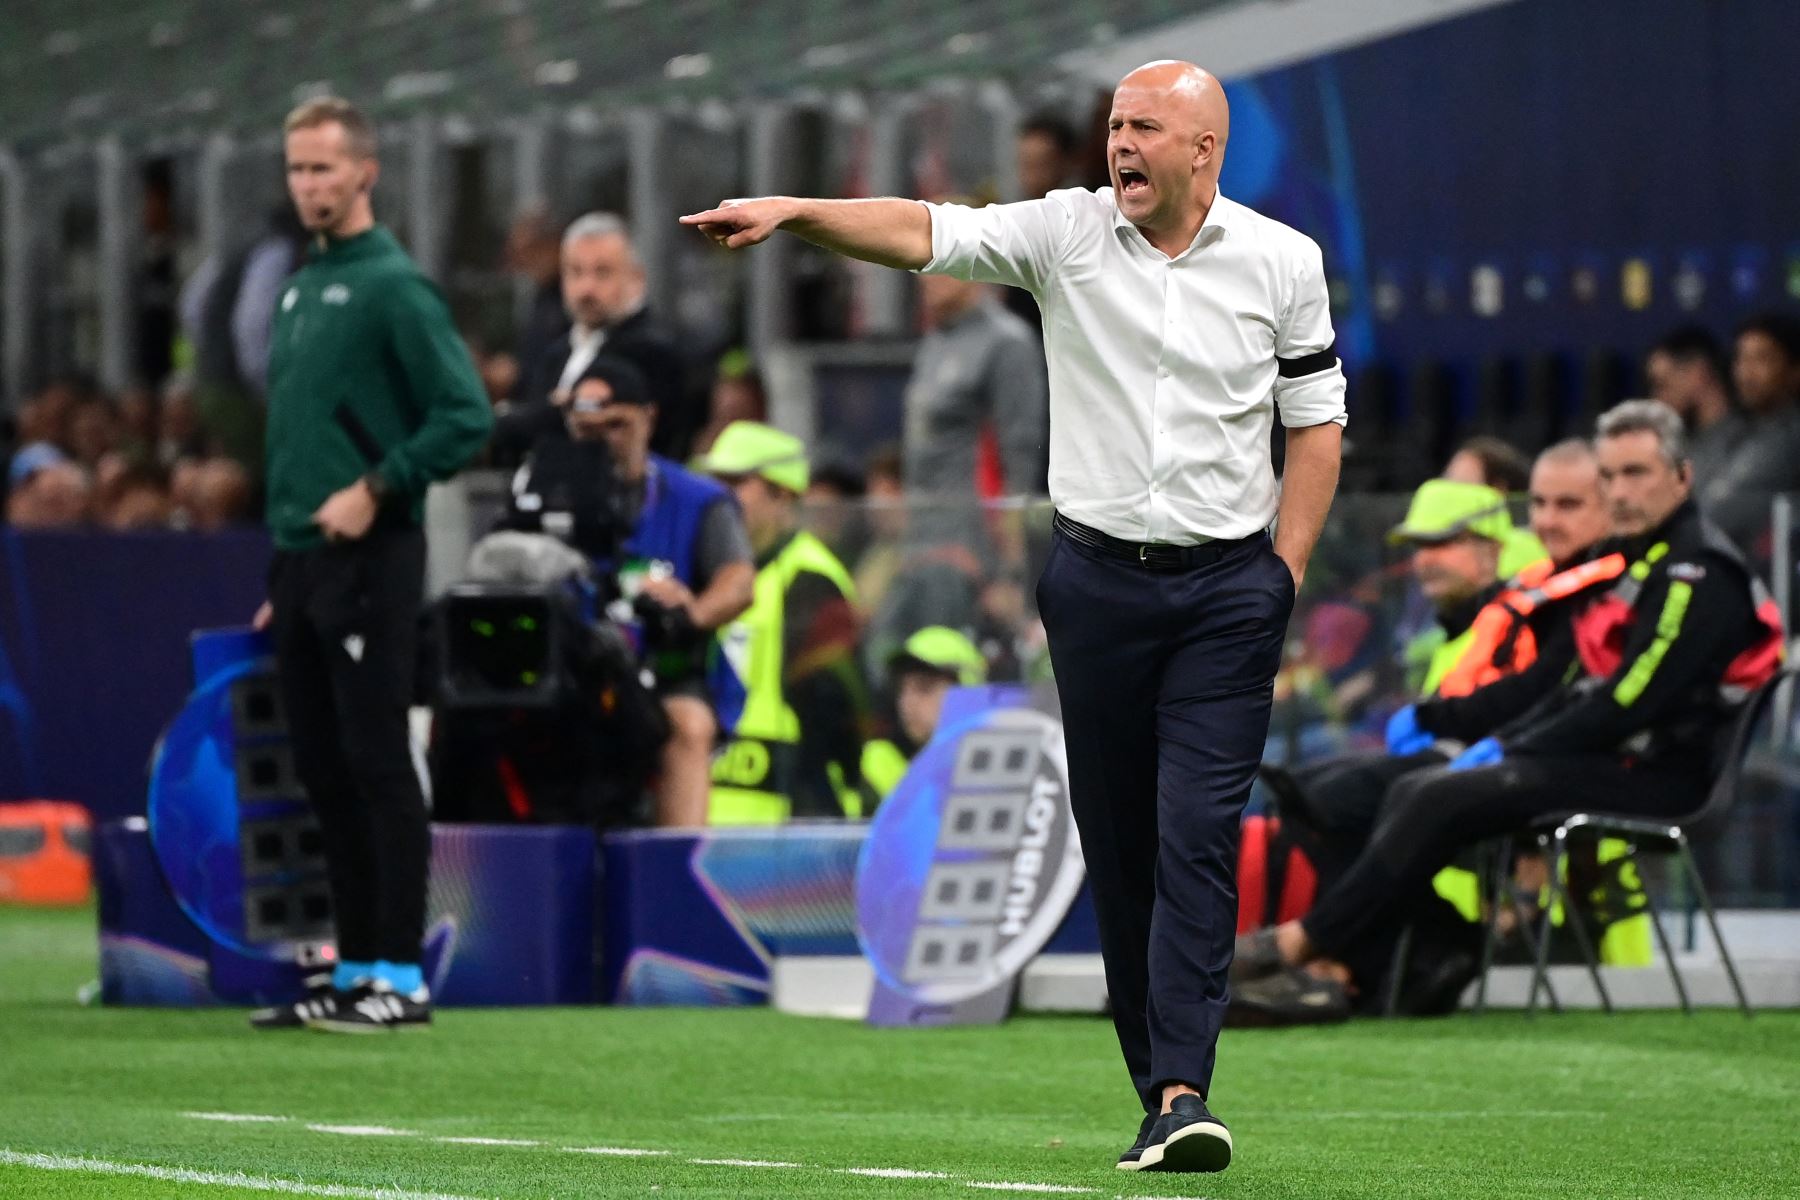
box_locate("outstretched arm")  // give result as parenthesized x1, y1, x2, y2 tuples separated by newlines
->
(680, 197, 932, 271)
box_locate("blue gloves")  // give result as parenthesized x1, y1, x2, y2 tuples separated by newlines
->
(1449, 737, 1504, 771)
(1385, 705, 1435, 756)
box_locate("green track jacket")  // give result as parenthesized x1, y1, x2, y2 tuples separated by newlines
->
(265, 225, 492, 550)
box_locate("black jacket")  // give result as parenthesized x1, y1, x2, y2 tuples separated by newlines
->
(1497, 501, 1770, 767)
(1413, 551, 1610, 744)
(501, 437, 629, 564)
(498, 308, 696, 464)
(511, 280, 571, 414)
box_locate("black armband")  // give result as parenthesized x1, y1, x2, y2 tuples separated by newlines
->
(1277, 342, 1339, 379)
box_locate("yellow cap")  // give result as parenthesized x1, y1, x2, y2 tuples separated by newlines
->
(1387, 479, 1513, 545)
(891, 626, 987, 686)
(693, 420, 810, 494)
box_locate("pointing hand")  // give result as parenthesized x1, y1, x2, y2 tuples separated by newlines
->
(679, 198, 794, 250)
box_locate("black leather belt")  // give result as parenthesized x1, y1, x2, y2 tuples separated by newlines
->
(1053, 511, 1255, 571)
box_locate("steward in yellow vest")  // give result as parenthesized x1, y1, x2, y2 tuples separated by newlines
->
(696, 421, 869, 824)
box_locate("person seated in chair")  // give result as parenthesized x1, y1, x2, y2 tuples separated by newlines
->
(1236, 401, 1783, 1022)
(1253, 444, 1618, 1016)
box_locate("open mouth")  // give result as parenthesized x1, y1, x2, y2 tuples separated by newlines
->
(1117, 167, 1150, 196)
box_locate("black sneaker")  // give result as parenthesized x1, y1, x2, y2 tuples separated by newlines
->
(1230, 927, 1285, 983)
(1227, 965, 1351, 1027)
(306, 983, 432, 1034)
(249, 973, 337, 1030)
(1115, 1112, 1159, 1171)
(1394, 948, 1480, 1018)
(1139, 1095, 1232, 1173)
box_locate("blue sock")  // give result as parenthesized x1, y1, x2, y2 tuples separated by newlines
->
(333, 960, 377, 991)
(374, 960, 424, 995)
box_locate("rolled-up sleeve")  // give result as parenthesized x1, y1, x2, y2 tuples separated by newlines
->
(1273, 237, 1348, 429)
(919, 194, 1073, 295)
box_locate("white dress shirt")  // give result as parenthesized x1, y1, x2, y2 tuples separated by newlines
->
(555, 325, 607, 396)
(920, 188, 1347, 544)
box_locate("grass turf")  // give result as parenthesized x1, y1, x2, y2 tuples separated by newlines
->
(1, 905, 1795, 1198)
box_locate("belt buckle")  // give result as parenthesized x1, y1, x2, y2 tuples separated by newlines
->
(1139, 543, 1149, 566)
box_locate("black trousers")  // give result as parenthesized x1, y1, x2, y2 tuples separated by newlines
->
(1283, 750, 1448, 892)
(270, 525, 429, 966)
(1300, 753, 1706, 959)
(1037, 527, 1293, 1111)
(1278, 749, 1473, 992)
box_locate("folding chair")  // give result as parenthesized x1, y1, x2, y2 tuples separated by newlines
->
(1509, 667, 1795, 1018)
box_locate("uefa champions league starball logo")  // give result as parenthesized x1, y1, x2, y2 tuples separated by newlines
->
(857, 705, 1084, 1011)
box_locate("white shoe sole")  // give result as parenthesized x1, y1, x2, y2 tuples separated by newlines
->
(303, 1018, 395, 1035)
(1140, 1120, 1232, 1173)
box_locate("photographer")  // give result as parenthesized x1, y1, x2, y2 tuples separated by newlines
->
(507, 356, 754, 826)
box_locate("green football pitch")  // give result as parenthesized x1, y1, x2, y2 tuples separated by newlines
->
(2, 906, 1795, 1199)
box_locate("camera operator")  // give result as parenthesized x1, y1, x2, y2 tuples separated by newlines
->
(509, 355, 754, 825)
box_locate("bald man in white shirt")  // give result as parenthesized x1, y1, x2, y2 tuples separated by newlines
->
(684, 61, 1345, 1175)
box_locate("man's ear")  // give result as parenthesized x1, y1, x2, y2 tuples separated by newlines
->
(1193, 131, 1209, 169)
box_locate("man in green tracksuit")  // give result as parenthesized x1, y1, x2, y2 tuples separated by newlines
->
(249, 97, 493, 1034)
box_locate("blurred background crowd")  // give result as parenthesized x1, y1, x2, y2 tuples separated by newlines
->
(2, 2, 1798, 895)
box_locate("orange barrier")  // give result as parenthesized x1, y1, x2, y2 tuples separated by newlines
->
(0, 801, 93, 906)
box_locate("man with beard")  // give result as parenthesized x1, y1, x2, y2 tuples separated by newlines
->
(683, 59, 1345, 1173)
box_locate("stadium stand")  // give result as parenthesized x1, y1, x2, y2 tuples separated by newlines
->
(0, 1, 1225, 148)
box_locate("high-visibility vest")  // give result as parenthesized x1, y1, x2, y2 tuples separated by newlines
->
(860, 738, 910, 807)
(1571, 535, 1783, 703)
(1418, 625, 1477, 699)
(707, 530, 858, 825)
(1435, 554, 1630, 698)
(1554, 531, 1782, 966)
(1424, 553, 1648, 963)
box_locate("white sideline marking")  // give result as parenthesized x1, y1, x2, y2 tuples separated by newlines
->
(166, 1110, 1126, 1195)
(0, 1149, 480, 1200)
(1248, 1108, 1593, 1120)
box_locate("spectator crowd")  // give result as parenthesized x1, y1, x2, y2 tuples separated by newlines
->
(5, 371, 252, 531)
(5, 113, 1800, 873)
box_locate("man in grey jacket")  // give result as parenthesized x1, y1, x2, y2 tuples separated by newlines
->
(1703, 312, 1800, 555)
(905, 258, 1048, 500)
